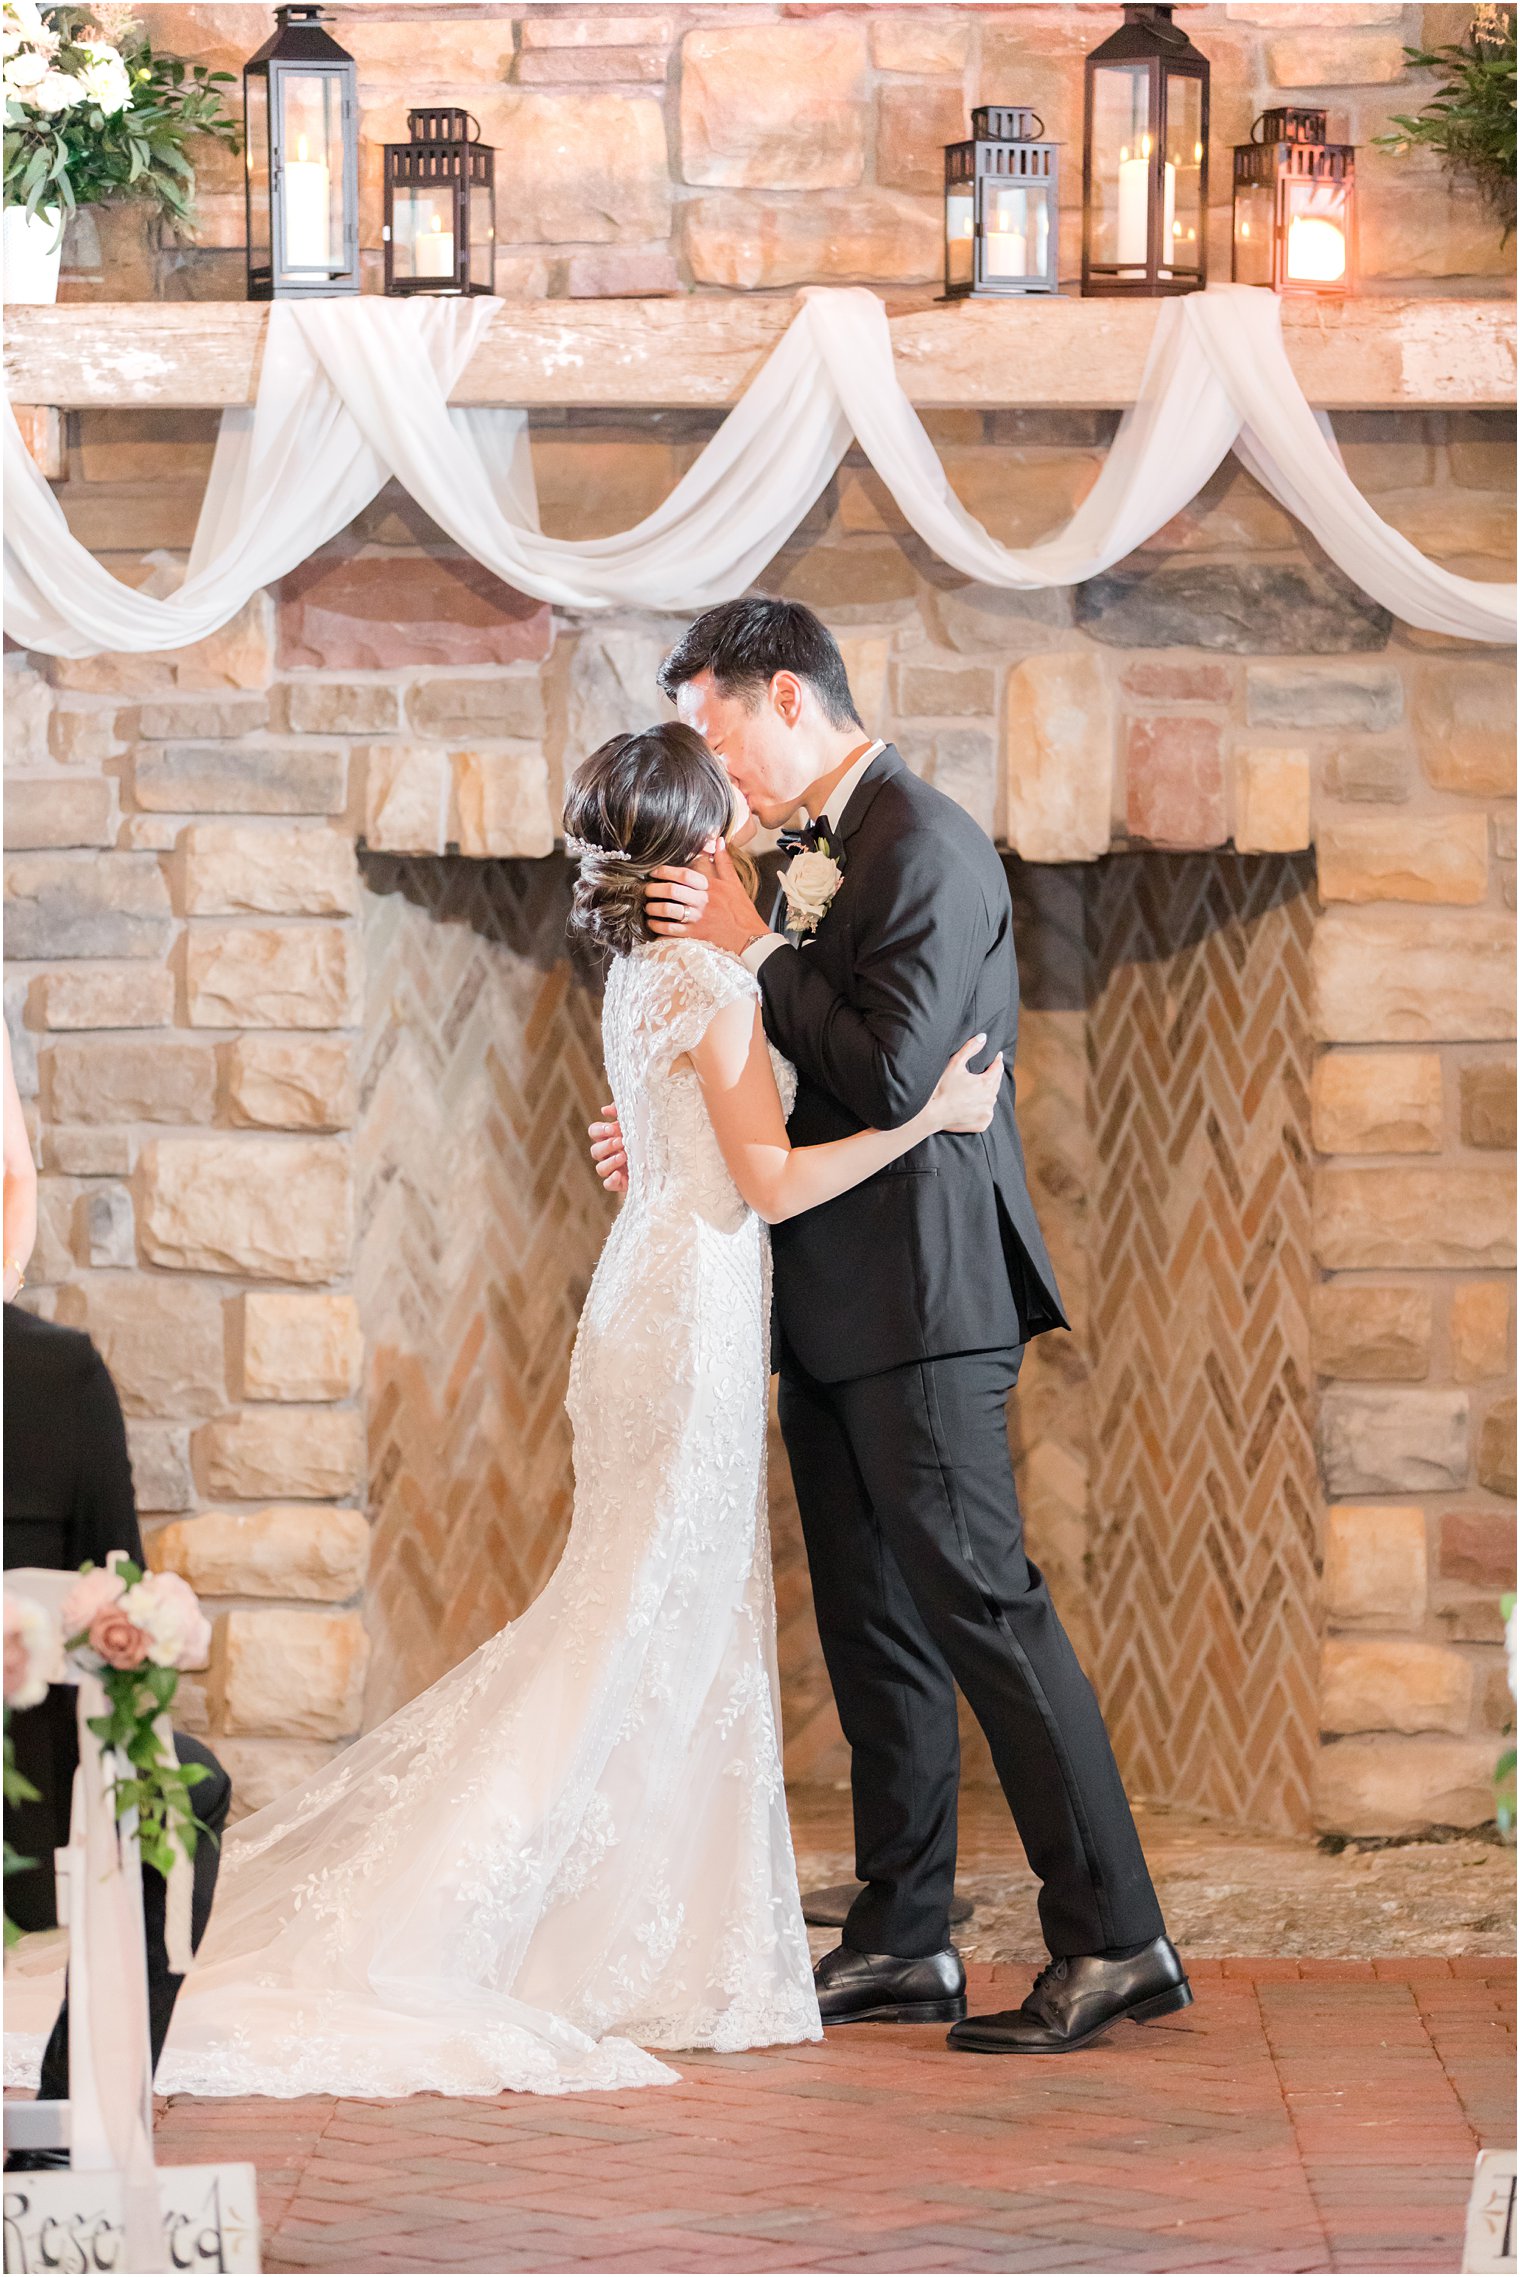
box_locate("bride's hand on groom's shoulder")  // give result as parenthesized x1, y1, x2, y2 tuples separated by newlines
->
(646, 842, 768, 956)
(588, 1104, 628, 1194)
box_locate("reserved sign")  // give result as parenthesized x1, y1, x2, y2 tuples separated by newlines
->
(1464, 2148, 1518, 2275)
(2, 2164, 260, 2274)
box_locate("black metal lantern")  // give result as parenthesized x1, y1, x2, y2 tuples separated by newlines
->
(383, 109, 496, 296)
(1082, 3, 1209, 297)
(1233, 108, 1355, 297)
(243, 3, 359, 300)
(944, 107, 1061, 297)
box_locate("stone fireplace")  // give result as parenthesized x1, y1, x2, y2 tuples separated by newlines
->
(4, 0, 1514, 1837)
(8, 366, 1514, 1836)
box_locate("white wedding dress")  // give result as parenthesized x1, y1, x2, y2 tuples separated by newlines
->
(5, 939, 821, 2099)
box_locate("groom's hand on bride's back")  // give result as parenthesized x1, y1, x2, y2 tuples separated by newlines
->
(589, 1104, 628, 1195)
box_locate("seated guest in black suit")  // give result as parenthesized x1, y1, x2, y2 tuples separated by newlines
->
(4, 1023, 231, 2154)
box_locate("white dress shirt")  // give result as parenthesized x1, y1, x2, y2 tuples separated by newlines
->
(740, 740, 885, 976)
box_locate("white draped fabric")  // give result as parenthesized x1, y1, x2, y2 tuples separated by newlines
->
(4, 284, 1513, 655)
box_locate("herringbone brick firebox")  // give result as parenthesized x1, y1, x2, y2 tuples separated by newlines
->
(1088, 855, 1320, 1835)
(356, 855, 609, 1725)
(346, 845, 1324, 1831)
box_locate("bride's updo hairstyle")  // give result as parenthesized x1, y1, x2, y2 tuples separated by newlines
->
(564, 722, 735, 960)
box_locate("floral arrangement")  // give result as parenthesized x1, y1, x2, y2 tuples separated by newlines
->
(3, 1592, 62, 1945)
(4, 1592, 62, 1713)
(59, 1555, 214, 1878)
(1377, 3, 1517, 238)
(3, 1556, 213, 1935)
(3, 0, 240, 234)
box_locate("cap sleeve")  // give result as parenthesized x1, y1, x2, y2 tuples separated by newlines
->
(651, 940, 760, 1069)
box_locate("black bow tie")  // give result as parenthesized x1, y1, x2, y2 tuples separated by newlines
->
(777, 817, 830, 859)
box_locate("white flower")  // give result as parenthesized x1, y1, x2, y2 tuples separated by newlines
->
(779, 848, 844, 936)
(119, 1570, 212, 1671)
(29, 65, 80, 110)
(3, 44, 47, 90)
(73, 38, 130, 114)
(4, 1592, 63, 1710)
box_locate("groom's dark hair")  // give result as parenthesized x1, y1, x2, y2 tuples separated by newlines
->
(657, 599, 863, 731)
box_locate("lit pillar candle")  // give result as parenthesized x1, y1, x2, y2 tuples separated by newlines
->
(414, 212, 456, 279)
(1116, 139, 1175, 268)
(984, 224, 1028, 279)
(283, 135, 331, 269)
(1286, 213, 1346, 283)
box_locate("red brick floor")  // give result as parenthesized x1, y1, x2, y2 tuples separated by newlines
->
(145, 1957, 1514, 2275)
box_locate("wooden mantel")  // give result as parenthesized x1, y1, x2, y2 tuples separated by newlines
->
(4, 295, 1516, 412)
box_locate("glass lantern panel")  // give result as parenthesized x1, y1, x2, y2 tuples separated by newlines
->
(982, 178, 1051, 282)
(945, 186, 974, 288)
(1233, 179, 1274, 286)
(1282, 173, 1350, 286)
(468, 180, 494, 291)
(245, 73, 270, 272)
(1159, 70, 1204, 278)
(278, 71, 343, 274)
(1090, 63, 1152, 272)
(393, 183, 457, 283)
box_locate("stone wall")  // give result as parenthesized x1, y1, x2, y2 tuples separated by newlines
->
(59, 3, 1514, 304)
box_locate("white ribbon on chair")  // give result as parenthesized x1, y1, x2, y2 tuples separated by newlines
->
(3, 285, 1513, 654)
(69, 1673, 166, 2271)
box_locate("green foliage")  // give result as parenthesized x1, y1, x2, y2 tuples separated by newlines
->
(1376, 5, 1518, 236)
(4, 1714, 41, 1950)
(4, 5, 240, 231)
(86, 1662, 212, 1880)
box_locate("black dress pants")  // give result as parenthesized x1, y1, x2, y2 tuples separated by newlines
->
(38, 1733, 232, 2102)
(778, 1346, 1165, 1961)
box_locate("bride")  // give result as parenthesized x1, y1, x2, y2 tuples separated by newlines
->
(9, 722, 1001, 2102)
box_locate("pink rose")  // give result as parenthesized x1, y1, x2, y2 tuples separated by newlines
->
(60, 1563, 125, 1641)
(87, 1602, 149, 1672)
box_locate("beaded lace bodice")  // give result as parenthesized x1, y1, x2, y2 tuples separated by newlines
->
(4, 942, 818, 2102)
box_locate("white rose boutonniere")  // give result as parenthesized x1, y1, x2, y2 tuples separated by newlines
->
(780, 845, 844, 936)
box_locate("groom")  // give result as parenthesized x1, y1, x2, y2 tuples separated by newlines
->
(591, 598, 1189, 2053)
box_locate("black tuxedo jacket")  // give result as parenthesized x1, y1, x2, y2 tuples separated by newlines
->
(4, 1303, 147, 1929)
(757, 744, 1067, 1383)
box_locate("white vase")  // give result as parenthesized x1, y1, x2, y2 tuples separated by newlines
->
(3, 203, 65, 304)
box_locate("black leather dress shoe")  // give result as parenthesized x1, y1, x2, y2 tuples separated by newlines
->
(815, 1943, 967, 2025)
(947, 1936, 1192, 2054)
(802, 1881, 974, 1930)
